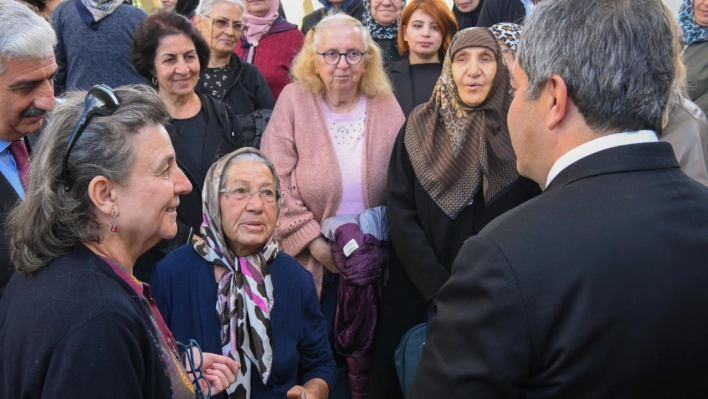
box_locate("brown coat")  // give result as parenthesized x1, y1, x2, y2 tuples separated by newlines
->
(261, 83, 405, 294)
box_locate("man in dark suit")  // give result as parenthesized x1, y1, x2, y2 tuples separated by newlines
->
(409, 0, 708, 397)
(0, 1, 57, 299)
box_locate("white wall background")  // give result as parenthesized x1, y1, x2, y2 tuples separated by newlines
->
(282, 0, 684, 29)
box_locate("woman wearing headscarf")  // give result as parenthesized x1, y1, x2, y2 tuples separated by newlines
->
(52, 0, 146, 95)
(452, 0, 484, 30)
(301, 0, 366, 35)
(680, 0, 708, 117)
(362, 0, 407, 67)
(388, 0, 457, 117)
(235, 0, 305, 100)
(0, 85, 239, 397)
(368, 27, 541, 399)
(151, 148, 336, 399)
(489, 22, 521, 71)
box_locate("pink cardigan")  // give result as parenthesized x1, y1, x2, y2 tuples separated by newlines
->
(261, 83, 405, 295)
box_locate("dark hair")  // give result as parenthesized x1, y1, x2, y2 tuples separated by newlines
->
(131, 11, 210, 87)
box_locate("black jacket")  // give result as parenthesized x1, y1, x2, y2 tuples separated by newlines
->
(410, 142, 708, 398)
(0, 246, 178, 398)
(368, 125, 541, 399)
(0, 135, 35, 300)
(387, 56, 442, 118)
(133, 93, 246, 282)
(301, 0, 365, 35)
(476, 0, 525, 27)
(196, 53, 275, 115)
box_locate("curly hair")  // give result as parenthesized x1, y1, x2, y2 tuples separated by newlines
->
(131, 11, 210, 87)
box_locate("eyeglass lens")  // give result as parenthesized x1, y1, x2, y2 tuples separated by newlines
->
(322, 50, 363, 65)
(211, 17, 244, 31)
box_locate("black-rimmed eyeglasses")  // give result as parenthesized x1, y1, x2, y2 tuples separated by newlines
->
(317, 50, 364, 66)
(203, 15, 245, 32)
(61, 84, 121, 191)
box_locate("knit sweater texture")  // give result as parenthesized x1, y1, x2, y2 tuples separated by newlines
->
(260, 83, 405, 294)
(52, 1, 146, 94)
(235, 18, 304, 100)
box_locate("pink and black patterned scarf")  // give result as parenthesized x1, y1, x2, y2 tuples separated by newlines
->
(191, 147, 282, 399)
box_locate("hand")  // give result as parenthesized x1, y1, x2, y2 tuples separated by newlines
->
(308, 236, 339, 274)
(186, 352, 240, 395)
(287, 385, 314, 399)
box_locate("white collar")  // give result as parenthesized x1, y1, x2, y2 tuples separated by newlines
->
(546, 130, 658, 188)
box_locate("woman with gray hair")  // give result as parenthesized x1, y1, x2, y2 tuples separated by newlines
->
(0, 85, 239, 398)
(194, 0, 275, 115)
(150, 147, 336, 399)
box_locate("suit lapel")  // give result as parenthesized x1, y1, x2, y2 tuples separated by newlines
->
(545, 142, 680, 192)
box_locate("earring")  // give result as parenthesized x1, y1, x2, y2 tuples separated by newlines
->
(152, 76, 158, 86)
(111, 211, 118, 233)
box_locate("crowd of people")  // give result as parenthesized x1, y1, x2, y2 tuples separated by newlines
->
(0, 0, 708, 398)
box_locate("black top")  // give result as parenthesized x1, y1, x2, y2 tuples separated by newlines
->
(453, 0, 485, 30)
(301, 0, 365, 35)
(410, 142, 708, 398)
(476, 0, 526, 27)
(368, 124, 541, 399)
(196, 53, 275, 116)
(388, 56, 442, 117)
(0, 246, 178, 398)
(375, 38, 402, 68)
(171, 109, 208, 180)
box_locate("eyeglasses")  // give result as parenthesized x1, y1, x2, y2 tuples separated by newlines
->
(178, 339, 211, 399)
(203, 15, 245, 32)
(61, 84, 121, 191)
(218, 184, 279, 203)
(317, 50, 364, 66)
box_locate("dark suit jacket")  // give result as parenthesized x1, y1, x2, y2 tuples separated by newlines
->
(0, 136, 33, 299)
(476, 0, 526, 27)
(409, 142, 708, 398)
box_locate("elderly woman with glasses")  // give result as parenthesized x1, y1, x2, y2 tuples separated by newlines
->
(194, 0, 275, 115)
(0, 85, 239, 398)
(150, 148, 336, 399)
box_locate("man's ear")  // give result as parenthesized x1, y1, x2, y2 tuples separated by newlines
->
(88, 175, 118, 218)
(543, 74, 569, 131)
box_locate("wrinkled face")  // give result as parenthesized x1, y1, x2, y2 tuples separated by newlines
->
(153, 34, 200, 99)
(404, 9, 443, 61)
(451, 46, 497, 107)
(315, 26, 366, 95)
(508, 61, 544, 184)
(245, 0, 272, 17)
(455, 0, 480, 13)
(497, 41, 515, 72)
(0, 55, 56, 141)
(113, 124, 192, 251)
(162, 0, 177, 12)
(695, 0, 708, 27)
(219, 160, 278, 256)
(197, 2, 244, 56)
(371, 0, 403, 26)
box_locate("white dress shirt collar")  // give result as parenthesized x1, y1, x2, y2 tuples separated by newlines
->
(546, 130, 658, 188)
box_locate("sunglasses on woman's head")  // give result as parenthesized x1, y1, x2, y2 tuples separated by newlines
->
(61, 84, 121, 191)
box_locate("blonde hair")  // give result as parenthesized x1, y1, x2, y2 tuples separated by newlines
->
(662, 2, 686, 128)
(290, 13, 392, 97)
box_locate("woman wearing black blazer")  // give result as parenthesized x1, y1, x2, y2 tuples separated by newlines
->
(387, 0, 457, 117)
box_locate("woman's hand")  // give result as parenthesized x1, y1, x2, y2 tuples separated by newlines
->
(287, 378, 329, 399)
(308, 237, 339, 273)
(187, 352, 240, 395)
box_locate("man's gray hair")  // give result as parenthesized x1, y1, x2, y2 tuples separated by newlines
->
(517, 0, 675, 134)
(196, 0, 244, 15)
(0, 0, 57, 75)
